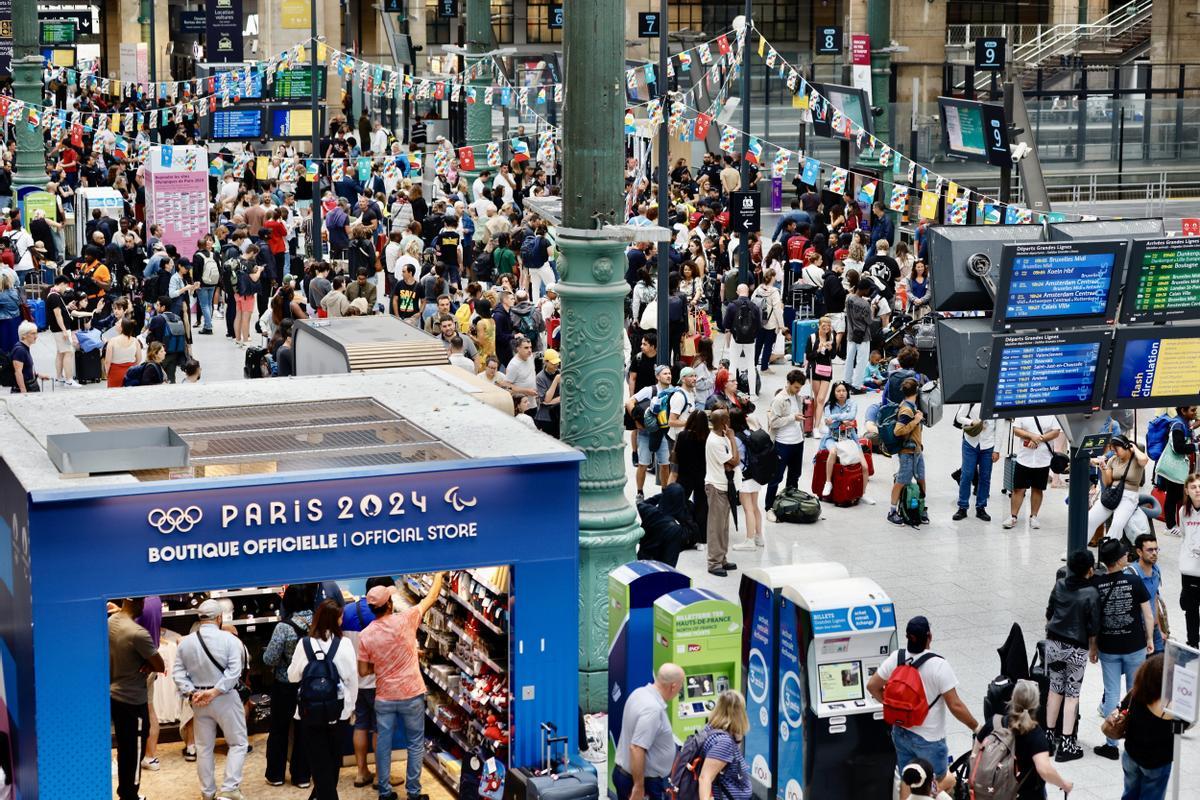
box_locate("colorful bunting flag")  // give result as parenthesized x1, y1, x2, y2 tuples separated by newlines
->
(888, 185, 908, 212)
(771, 150, 791, 179)
(919, 190, 940, 220)
(801, 157, 820, 186)
(487, 142, 502, 167)
(745, 137, 763, 164)
(458, 146, 476, 172)
(719, 126, 737, 154)
(948, 198, 968, 225)
(857, 181, 878, 206)
(827, 168, 847, 195)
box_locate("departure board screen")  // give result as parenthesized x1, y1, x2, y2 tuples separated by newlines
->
(209, 108, 263, 141)
(982, 329, 1112, 418)
(993, 241, 1125, 331)
(271, 67, 327, 101)
(1105, 327, 1200, 409)
(1119, 237, 1200, 324)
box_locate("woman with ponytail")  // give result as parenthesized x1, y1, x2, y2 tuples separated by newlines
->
(899, 758, 951, 800)
(973, 679, 1074, 798)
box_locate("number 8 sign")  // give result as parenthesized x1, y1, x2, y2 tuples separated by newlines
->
(816, 26, 842, 55)
(974, 37, 1006, 72)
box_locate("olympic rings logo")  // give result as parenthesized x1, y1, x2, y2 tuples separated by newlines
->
(147, 506, 203, 534)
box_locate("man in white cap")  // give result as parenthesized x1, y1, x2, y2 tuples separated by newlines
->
(172, 599, 249, 800)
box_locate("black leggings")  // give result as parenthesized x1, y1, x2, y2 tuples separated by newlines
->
(1182, 574, 1200, 649)
(1161, 478, 1186, 528)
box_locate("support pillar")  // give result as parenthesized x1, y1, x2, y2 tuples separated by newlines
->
(11, 0, 46, 194)
(464, 0, 493, 178)
(560, 0, 642, 712)
(867, 0, 891, 173)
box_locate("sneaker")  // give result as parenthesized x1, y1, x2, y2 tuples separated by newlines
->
(919, 513, 930, 525)
(861, 496, 877, 505)
(723, 561, 738, 570)
(952, 507, 968, 521)
(1055, 736, 1083, 763)
(378, 794, 400, 800)
(822, 481, 833, 496)
(266, 779, 284, 787)
(732, 541, 757, 551)
(765, 510, 777, 523)
(887, 510, 905, 526)
(295, 781, 312, 789)
(1030, 516, 1041, 530)
(183, 746, 197, 762)
(217, 791, 246, 800)
(64, 379, 80, 387)
(1002, 515, 1018, 529)
(754, 537, 765, 547)
(1093, 744, 1119, 760)
(976, 508, 992, 522)
(707, 567, 728, 577)
(141, 757, 160, 771)
(199, 328, 213, 335)
(636, 491, 645, 502)
(1167, 525, 1183, 537)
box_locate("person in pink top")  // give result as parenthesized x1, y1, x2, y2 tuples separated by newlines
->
(358, 573, 446, 800)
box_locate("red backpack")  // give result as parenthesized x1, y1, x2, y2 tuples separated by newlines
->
(882, 649, 941, 728)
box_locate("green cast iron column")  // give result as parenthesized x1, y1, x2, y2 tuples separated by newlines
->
(559, 0, 642, 711)
(11, 0, 47, 193)
(867, 0, 892, 182)
(464, 0, 493, 179)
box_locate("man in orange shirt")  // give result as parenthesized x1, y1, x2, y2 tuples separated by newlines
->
(358, 572, 445, 800)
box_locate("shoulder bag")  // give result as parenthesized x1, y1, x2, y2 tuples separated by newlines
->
(1033, 417, 1070, 474)
(1100, 693, 1132, 740)
(1100, 457, 1134, 511)
(1002, 425, 1017, 496)
(195, 628, 252, 702)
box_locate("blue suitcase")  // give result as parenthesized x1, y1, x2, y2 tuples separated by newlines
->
(791, 318, 819, 365)
(26, 298, 47, 331)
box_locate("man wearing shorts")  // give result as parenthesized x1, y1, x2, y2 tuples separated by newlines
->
(1043, 550, 1101, 762)
(888, 378, 928, 526)
(867, 617, 978, 799)
(627, 364, 674, 501)
(44, 276, 78, 385)
(1004, 415, 1061, 530)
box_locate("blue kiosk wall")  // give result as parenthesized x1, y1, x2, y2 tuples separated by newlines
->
(0, 454, 582, 800)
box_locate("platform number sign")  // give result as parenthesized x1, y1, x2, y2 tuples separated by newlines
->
(981, 103, 1011, 167)
(383, 0, 403, 11)
(974, 37, 1006, 72)
(731, 191, 761, 233)
(816, 26, 842, 55)
(638, 12, 661, 38)
(437, 0, 459, 19)
(549, 4, 563, 29)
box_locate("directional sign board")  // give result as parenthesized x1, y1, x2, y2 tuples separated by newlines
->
(974, 37, 1006, 72)
(731, 191, 760, 233)
(637, 12, 661, 38)
(816, 27, 843, 55)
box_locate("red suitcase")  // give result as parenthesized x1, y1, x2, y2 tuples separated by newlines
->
(801, 396, 815, 436)
(859, 438, 875, 477)
(812, 450, 865, 506)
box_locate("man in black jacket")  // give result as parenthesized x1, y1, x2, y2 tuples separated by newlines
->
(1043, 550, 1101, 762)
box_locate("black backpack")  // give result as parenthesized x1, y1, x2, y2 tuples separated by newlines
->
(297, 637, 342, 725)
(0, 349, 15, 388)
(731, 298, 760, 343)
(740, 429, 779, 484)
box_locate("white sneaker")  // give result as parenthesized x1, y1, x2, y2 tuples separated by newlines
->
(1167, 526, 1183, 537)
(861, 496, 877, 505)
(1030, 516, 1041, 530)
(765, 510, 777, 523)
(141, 756, 160, 771)
(1002, 515, 1018, 529)
(822, 481, 833, 496)
(754, 537, 765, 547)
(732, 541, 758, 551)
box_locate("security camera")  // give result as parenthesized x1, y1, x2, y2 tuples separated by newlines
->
(1009, 142, 1032, 163)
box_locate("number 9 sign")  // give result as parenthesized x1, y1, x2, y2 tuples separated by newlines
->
(974, 37, 1006, 72)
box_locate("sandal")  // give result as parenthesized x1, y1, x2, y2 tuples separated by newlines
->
(353, 775, 376, 788)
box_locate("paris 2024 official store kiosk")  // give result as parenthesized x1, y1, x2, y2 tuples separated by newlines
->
(776, 578, 897, 800)
(0, 369, 585, 800)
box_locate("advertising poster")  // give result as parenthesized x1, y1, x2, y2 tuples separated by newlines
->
(20, 191, 56, 229)
(146, 146, 209, 260)
(206, 0, 244, 63)
(775, 599, 805, 800)
(0, 0, 11, 76)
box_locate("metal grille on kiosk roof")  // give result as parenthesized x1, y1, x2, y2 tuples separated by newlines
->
(79, 398, 465, 473)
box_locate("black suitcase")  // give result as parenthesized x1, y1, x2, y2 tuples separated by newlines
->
(75, 348, 103, 384)
(504, 722, 597, 800)
(244, 346, 271, 378)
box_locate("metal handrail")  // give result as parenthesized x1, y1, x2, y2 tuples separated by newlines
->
(1013, 0, 1152, 67)
(946, 24, 1047, 48)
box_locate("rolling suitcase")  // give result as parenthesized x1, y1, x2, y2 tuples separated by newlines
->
(74, 348, 103, 384)
(790, 318, 819, 366)
(26, 298, 47, 331)
(812, 449, 864, 506)
(859, 438, 875, 476)
(801, 396, 815, 436)
(505, 722, 598, 800)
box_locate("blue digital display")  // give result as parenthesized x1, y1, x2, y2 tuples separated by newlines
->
(210, 108, 263, 140)
(983, 330, 1112, 418)
(993, 241, 1125, 330)
(1105, 327, 1200, 409)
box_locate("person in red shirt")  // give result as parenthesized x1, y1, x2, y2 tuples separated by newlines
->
(59, 144, 79, 187)
(263, 210, 289, 276)
(357, 573, 445, 800)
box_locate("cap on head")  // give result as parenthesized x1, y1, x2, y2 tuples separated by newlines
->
(197, 599, 223, 621)
(656, 364, 672, 378)
(905, 615, 931, 642)
(366, 586, 391, 607)
(679, 367, 696, 379)
(543, 349, 561, 366)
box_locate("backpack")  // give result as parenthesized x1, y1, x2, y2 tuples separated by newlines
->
(0, 346, 15, 388)
(752, 290, 772, 325)
(159, 312, 187, 354)
(969, 727, 1023, 800)
(731, 298, 760, 343)
(521, 234, 547, 268)
(740, 429, 779, 484)
(644, 387, 683, 434)
(297, 637, 343, 726)
(1146, 413, 1180, 461)
(882, 649, 941, 727)
(510, 306, 541, 341)
(898, 480, 924, 527)
(666, 729, 720, 800)
(200, 254, 220, 286)
(875, 402, 902, 456)
(771, 487, 821, 524)
(122, 362, 162, 387)
(884, 368, 919, 405)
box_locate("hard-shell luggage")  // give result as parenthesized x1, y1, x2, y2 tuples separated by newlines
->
(859, 437, 875, 476)
(74, 348, 103, 384)
(812, 449, 865, 506)
(790, 318, 819, 365)
(244, 346, 271, 379)
(26, 298, 47, 331)
(918, 380, 944, 427)
(505, 722, 598, 800)
(801, 396, 816, 435)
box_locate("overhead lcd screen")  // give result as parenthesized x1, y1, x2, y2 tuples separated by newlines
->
(269, 107, 317, 139)
(812, 83, 872, 141)
(941, 98, 986, 158)
(992, 241, 1125, 331)
(817, 661, 863, 704)
(271, 67, 327, 101)
(1105, 326, 1200, 410)
(1120, 237, 1200, 324)
(210, 108, 264, 141)
(982, 329, 1112, 418)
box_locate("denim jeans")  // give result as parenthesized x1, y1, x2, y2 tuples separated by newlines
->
(845, 339, 870, 388)
(755, 328, 777, 372)
(957, 440, 995, 510)
(197, 286, 216, 331)
(1121, 750, 1172, 800)
(765, 440, 805, 509)
(376, 694, 426, 797)
(613, 767, 666, 800)
(1100, 650, 1146, 745)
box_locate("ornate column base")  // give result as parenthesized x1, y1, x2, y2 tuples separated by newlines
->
(556, 231, 643, 712)
(11, 54, 47, 195)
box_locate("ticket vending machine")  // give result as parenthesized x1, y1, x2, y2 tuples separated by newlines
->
(777, 578, 897, 800)
(607, 562, 692, 798)
(653, 588, 743, 742)
(738, 564, 850, 800)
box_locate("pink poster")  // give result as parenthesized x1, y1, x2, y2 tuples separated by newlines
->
(147, 169, 210, 260)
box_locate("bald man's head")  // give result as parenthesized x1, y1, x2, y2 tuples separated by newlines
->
(736, 283, 750, 298)
(655, 663, 686, 699)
